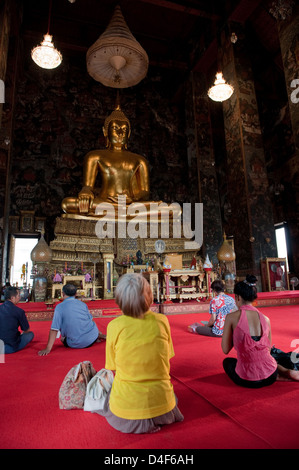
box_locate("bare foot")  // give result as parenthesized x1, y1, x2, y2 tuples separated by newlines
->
(96, 332, 106, 342)
(277, 366, 299, 381)
(149, 426, 161, 433)
(288, 369, 299, 381)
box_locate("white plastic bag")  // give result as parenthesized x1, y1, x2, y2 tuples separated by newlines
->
(84, 368, 114, 412)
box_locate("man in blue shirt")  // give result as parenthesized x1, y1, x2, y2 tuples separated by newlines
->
(0, 287, 34, 353)
(38, 283, 105, 356)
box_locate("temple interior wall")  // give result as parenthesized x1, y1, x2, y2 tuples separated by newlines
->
(0, 3, 298, 286)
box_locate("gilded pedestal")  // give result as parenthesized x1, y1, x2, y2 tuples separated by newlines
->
(49, 215, 198, 299)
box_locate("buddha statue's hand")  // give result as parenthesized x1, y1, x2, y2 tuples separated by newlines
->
(78, 186, 94, 213)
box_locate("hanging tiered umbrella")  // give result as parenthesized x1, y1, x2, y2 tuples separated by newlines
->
(86, 5, 149, 88)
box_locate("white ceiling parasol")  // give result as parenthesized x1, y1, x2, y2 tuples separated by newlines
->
(86, 5, 149, 88)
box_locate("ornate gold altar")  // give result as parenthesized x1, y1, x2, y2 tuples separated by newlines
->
(159, 269, 208, 302)
(49, 215, 198, 299)
(48, 101, 207, 300)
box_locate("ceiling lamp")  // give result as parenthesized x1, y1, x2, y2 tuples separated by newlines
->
(31, 0, 62, 69)
(86, 5, 148, 88)
(207, 72, 234, 102)
(230, 32, 238, 44)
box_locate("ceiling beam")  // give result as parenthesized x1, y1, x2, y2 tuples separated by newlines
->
(136, 0, 220, 19)
(229, 0, 264, 22)
(192, 0, 263, 73)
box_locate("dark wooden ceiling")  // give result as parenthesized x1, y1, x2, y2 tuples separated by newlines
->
(10, 0, 284, 101)
(17, 0, 280, 68)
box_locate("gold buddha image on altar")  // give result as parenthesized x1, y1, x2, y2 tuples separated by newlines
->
(62, 103, 155, 218)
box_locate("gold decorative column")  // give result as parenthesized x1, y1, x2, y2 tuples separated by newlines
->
(102, 253, 114, 299)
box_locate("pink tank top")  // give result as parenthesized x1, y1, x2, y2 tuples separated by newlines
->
(233, 305, 277, 381)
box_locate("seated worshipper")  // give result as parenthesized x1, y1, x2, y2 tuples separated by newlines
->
(0, 286, 34, 354)
(38, 284, 106, 356)
(93, 273, 184, 434)
(221, 275, 299, 387)
(188, 280, 237, 337)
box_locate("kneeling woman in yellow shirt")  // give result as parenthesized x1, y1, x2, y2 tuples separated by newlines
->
(95, 273, 184, 433)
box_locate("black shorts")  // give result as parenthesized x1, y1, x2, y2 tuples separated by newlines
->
(223, 357, 278, 388)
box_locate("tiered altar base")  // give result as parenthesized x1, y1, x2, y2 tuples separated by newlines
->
(48, 215, 199, 300)
(20, 290, 299, 321)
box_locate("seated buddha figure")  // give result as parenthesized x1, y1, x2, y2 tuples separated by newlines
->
(61, 104, 151, 216)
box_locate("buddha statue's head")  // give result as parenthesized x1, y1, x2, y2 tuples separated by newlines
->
(103, 105, 131, 149)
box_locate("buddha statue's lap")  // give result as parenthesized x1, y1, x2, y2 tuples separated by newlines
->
(62, 104, 158, 219)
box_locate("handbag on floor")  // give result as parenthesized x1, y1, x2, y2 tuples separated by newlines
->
(84, 368, 114, 412)
(270, 346, 299, 371)
(59, 361, 97, 410)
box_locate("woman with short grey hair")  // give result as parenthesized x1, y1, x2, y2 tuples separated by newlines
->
(95, 273, 183, 433)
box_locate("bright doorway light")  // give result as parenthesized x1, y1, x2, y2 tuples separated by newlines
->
(275, 225, 289, 270)
(10, 237, 38, 287)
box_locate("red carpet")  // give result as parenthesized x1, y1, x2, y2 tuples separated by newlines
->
(0, 305, 299, 450)
(18, 290, 299, 321)
(19, 299, 123, 320)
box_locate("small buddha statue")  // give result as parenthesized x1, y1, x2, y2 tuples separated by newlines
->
(62, 103, 153, 216)
(154, 255, 162, 272)
(136, 250, 143, 265)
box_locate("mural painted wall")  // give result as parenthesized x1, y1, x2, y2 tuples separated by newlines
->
(186, 72, 223, 264)
(10, 55, 190, 240)
(221, 25, 277, 276)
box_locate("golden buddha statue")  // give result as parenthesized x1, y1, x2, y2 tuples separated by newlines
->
(61, 104, 152, 217)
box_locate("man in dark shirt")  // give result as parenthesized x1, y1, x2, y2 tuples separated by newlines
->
(0, 286, 34, 354)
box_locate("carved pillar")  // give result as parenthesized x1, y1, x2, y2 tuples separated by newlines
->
(186, 72, 223, 265)
(0, 0, 10, 123)
(221, 25, 277, 280)
(0, 0, 21, 284)
(276, 5, 299, 275)
(0, 0, 11, 284)
(278, 6, 299, 153)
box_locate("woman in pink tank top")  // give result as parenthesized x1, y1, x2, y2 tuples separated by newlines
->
(222, 275, 299, 387)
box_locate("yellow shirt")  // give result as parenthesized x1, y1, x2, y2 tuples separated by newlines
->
(105, 310, 176, 419)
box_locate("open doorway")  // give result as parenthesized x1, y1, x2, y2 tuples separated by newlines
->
(275, 223, 289, 271)
(10, 236, 38, 287)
